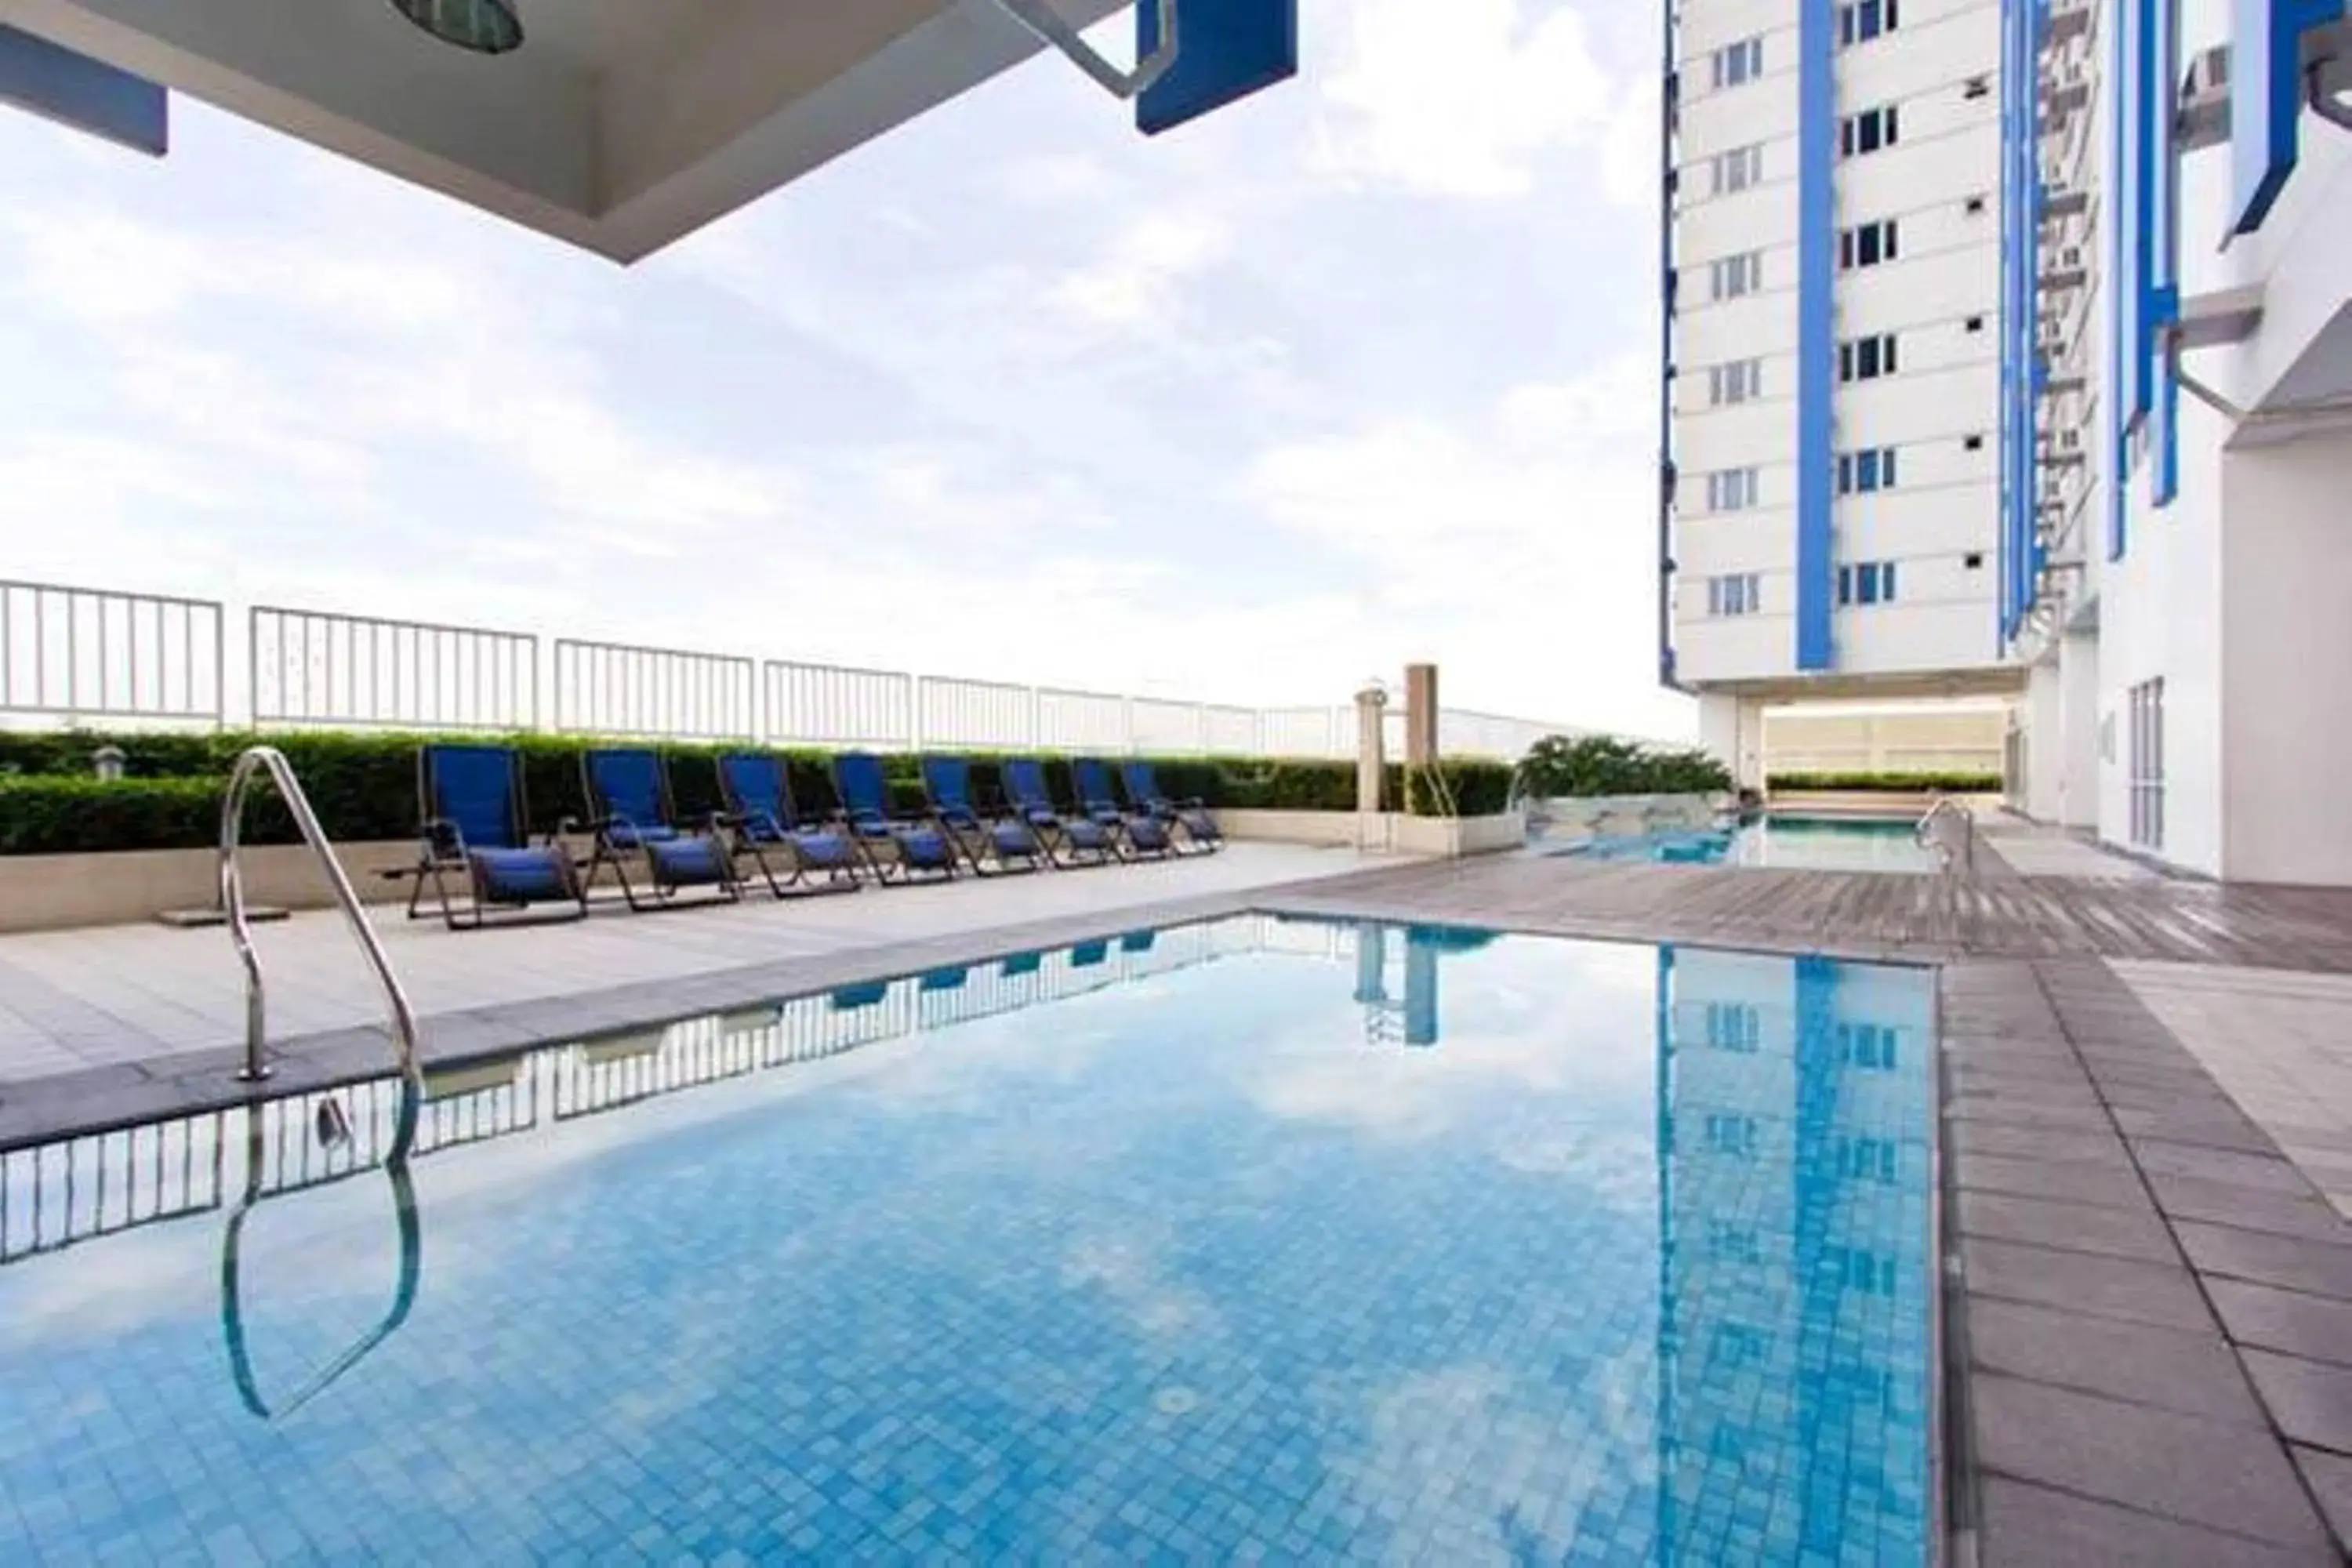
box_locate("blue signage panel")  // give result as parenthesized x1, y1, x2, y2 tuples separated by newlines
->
(0, 24, 166, 157)
(1794, 0, 1836, 673)
(1137, 0, 1298, 136)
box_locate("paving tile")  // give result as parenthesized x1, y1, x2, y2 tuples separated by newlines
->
(1961, 1240, 2216, 1333)
(2147, 1173, 2350, 1243)
(2176, 1221, 2352, 1301)
(2292, 1446, 2352, 1557)
(2114, 1106, 2281, 1154)
(1964, 1298, 2265, 1425)
(2211, 1281, 2352, 1370)
(1952, 1152, 2154, 1212)
(1972, 1374, 2332, 1548)
(2243, 1351, 2352, 1455)
(1957, 1191, 2176, 1264)
(2132, 1142, 2321, 1197)
(1948, 1120, 2132, 1166)
(1950, 1098, 2118, 1133)
(1975, 1476, 2328, 1568)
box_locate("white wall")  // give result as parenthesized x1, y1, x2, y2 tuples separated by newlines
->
(2022, 655, 2063, 819)
(2057, 629, 2100, 830)
(2218, 437, 2352, 884)
(1700, 691, 1766, 789)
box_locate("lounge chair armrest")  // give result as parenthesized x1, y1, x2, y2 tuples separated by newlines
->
(422, 816, 469, 859)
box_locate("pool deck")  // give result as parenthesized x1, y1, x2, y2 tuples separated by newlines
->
(3, 824, 2350, 1563)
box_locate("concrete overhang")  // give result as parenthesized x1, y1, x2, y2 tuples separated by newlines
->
(0, 0, 1124, 262)
(1692, 669, 2030, 705)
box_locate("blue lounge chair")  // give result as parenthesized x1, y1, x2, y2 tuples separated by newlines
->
(832, 753, 958, 881)
(716, 753, 863, 898)
(1073, 758, 1174, 859)
(1001, 758, 1115, 867)
(920, 755, 1044, 875)
(576, 749, 739, 911)
(407, 743, 586, 930)
(1120, 760, 1223, 853)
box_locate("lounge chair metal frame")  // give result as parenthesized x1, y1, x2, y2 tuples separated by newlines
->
(1074, 757, 1176, 860)
(714, 753, 866, 899)
(574, 749, 742, 913)
(405, 744, 590, 931)
(832, 753, 960, 884)
(920, 755, 1046, 877)
(1002, 758, 1117, 868)
(1121, 760, 1224, 855)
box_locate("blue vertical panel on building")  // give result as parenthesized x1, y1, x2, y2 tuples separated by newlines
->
(1135, 0, 1298, 136)
(0, 24, 166, 156)
(1795, 0, 1837, 673)
(2230, 0, 2348, 236)
(1998, 0, 2019, 639)
(2108, 0, 2142, 561)
(1658, 5, 1682, 690)
(2150, 0, 2182, 507)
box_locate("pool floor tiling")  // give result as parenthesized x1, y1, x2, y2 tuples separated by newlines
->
(0, 920, 1940, 1566)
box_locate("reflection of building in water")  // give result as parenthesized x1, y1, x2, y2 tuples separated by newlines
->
(1347, 922, 1499, 1048)
(1653, 946, 1933, 1563)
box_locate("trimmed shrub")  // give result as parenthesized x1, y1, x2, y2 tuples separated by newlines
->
(1769, 771, 2003, 793)
(0, 777, 227, 856)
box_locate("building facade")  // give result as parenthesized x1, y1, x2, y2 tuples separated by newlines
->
(2009, 0, 2352, 884)
(1666, 0, 2352, 887)
(1662, 0, 2020, 788)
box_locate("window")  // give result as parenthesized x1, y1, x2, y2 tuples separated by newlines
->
(1711, 143, 1764, 194)
(1836, 446, 1899, 495)
(1836, 561, 1900, 606)
(2129, 677, 2166, 850)
(1838, 219, 1900, 270)
(1708, 251, 1762, 300)
(1839, 103, 1900, 157)
(1704, 1002, 1762, 1052)
(1839, 0, 1899, 45)
(1707, 573, 1763, 616)
(1838, 333, 1900, 383)
(1711, 36, 1763, 89)
(1708, 358, 1762, 405)
(1706, 466, 1760, 511)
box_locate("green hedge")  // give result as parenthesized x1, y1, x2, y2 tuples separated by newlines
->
(1768, 771, 2004, 793)
(0, 777, 227, 856)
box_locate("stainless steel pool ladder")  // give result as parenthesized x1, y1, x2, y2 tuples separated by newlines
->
(220, 746, 422, 1090)
(1915, 796, 1976, 876)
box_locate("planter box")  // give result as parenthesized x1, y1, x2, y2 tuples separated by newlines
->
(1533, 793, 1722, 840)
(0, 840, 421, 935)
(1766, 790, 1998, 819)
(1220, 808, 1525, 858)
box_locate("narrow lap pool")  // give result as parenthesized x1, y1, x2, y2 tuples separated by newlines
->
(1570, 815, 1939, 873)
(0, 918, 1936, 1565)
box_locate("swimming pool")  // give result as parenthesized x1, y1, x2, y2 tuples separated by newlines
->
(1570, 815, 1940, 873)
(0, 917, 1936, 1564)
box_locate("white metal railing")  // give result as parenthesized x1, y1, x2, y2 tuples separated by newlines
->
(250, 605, 537, 731)
(760, 659, 914, 750)
(916, 676, 1035, 750)
(0, 579, 223, 725)
(0, 578, 1581, 759)
(554, 638, 757, 741)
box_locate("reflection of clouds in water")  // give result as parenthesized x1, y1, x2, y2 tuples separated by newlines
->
(1493, 1129, 1656, 1215)
(1061, 1232, 1221, 1343)
(1344, 1348, 1658, 1564)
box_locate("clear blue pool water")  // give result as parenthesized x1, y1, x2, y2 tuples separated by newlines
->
(0, 918, 1936, 1565)
(1571, 815, 1939, 873)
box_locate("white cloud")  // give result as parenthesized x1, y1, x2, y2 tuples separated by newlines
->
(1311, 0, 1621, 199)
(1052, 206, 1234, 329)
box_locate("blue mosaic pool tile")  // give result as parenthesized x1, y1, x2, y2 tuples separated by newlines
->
(0, 924, 1933, 1565)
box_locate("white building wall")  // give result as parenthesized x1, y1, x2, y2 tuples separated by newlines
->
(1670, 0, 2011, 702)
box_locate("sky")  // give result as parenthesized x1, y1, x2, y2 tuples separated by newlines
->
(0, 0, 1693, 741)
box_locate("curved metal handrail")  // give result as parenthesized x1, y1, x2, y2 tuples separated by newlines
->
(220, 746, 422, 1090)
(220, 1082, 423, 1421)
(1915, 795, 1976, 875)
